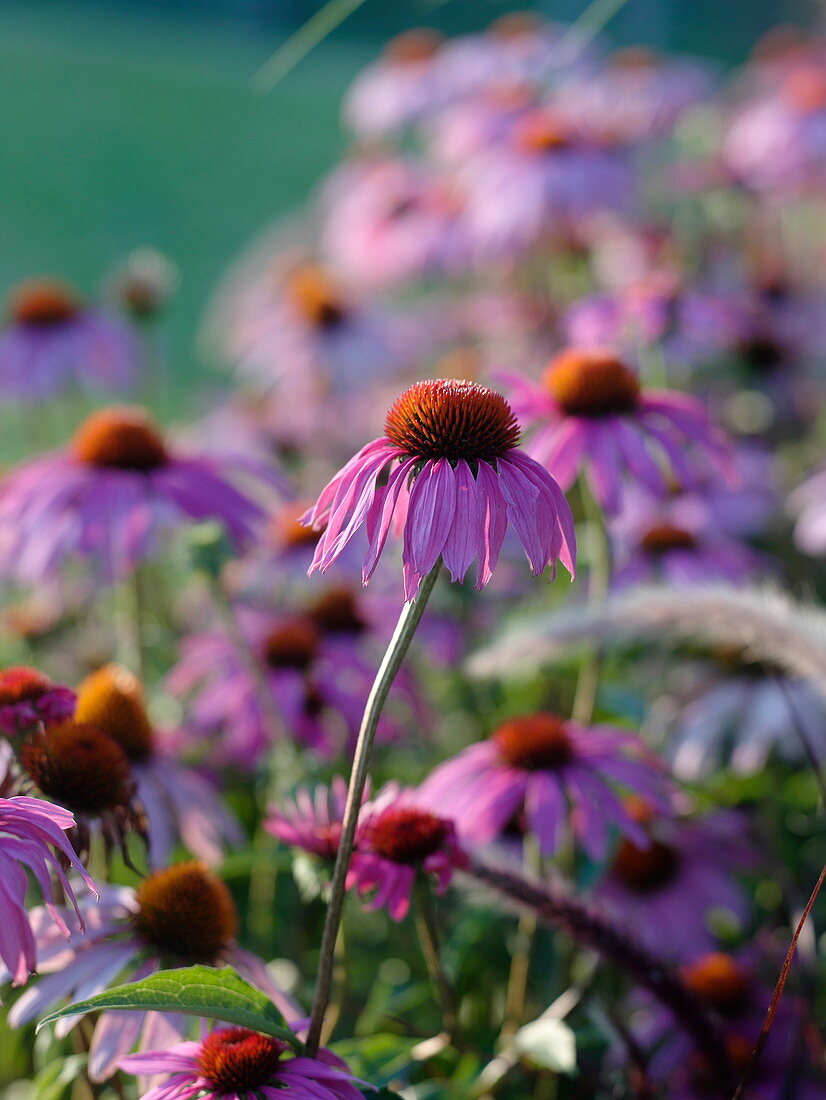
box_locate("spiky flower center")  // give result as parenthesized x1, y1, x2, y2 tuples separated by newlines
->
(611, 46, 659, 70)
(784, 66, 826, 112)
(20, 721, 133, 815)
(75, 664, 154, 763)
(198, 1028, 287, 1092)
(612, 836, 680, 891)
(308, 588, 367, 636)
(544, 349, 641, 418)
(490, 11, 543, 38)
(640, 524, 697, 555)
(494, 714, 574, 770)
(384, 27, 443, 64)
(9, 279, 80, 327)
(384, 379, 520, 462)
(73, 407, 169, 471)
(0, 666, 55, 706)
(738, 334, 784, 372)
(368, 807, 449, 864)
(264, 618, 321, 671)
(681, 953, 749, 1012)
(514, 112, 573, 154)
(132, 861, 238, 964)
(286, 264, 347, 329)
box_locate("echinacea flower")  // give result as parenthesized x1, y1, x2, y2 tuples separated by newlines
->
(595, 803, 754, 959)
(0, 406, 279, 585)
(0, 666, 75, 737)
(505, 347, 731, 514)
(302, 378, 576, 600)
(266, 776, 353, 864)
(0, 277, 138, 402)
(0, 792, 95, 986)
(419, 713, 669, 860)
(17, 718, 145, 866)
(348, 784, 465, 920)
(628, 950, 823, 1098)
(8, 861, 298, 1081)
(120, 1026, 366, 1100)
(74, 664, 242, 867)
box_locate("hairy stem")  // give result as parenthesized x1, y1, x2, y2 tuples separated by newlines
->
(305, 563, 440, 1054)
(466, 856, 733, 1094)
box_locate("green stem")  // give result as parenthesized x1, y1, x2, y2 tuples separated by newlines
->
(500, 834, 542, 1043)
(305, 563, 441, 1055)
(414, 875, 458, 1039)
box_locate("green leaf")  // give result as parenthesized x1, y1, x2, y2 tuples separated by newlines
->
(35, 966, 301, 1050)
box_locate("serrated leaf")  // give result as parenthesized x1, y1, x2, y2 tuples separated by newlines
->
(36, 966, 301, 1050)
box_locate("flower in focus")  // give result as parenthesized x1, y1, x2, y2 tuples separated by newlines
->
(0, 666, 75, 737)
(0, 277, 138, 402)
(74, 664, 242, 867)
(348, 784, 465, 920)
(303, 378, 576, 600)
(17, 718, 145, 865)
(0, 793, 95, 986)
(120, 1027, 366, 1100)
(506, 347, 731, 514)
(420, 713, 669, 860)
(7, 861, 297, 1081)
(0, 405, 280, 585)
(595, 802, 754, 959)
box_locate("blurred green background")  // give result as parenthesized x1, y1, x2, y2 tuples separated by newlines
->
(0, 0, 816, 400)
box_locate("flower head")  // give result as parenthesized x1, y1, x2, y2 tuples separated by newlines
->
(120, 1027, 365, 1100)
(8, 860, 297, 1081)
(420, 713, 669, 859)
(0, 794, 95, 985)
(348, 784, 465, 920)
(303, 378, 575, 599)
(0, 277, 138, 402)
(266, 777, 355, 863)
(505, 348, 732, 514)
(0, 666, 75, 736)
(0, 405, 279, 585)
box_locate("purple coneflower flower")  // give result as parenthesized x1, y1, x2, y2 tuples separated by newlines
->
(120, 1027, 365, 1100)
(419, 713, 669, 860)
(8, 861, 297, 1081)
(266, 777, 352, 864)
(348, 785, 465, 921)
(505, 347, 731, 514)
(0, 666, 75, 737)
(595, 802, 754, 959)
(0, 405, 278, 585)
(0, 793, 95, 986)
(74, 664, 242, 867)
(16, 717, 145, 866)
(0, 278, 138, 402)
(302, 378, 576, 600)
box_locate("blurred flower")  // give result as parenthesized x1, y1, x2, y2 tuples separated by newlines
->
(0, 277, 138, 401)
(74, 664, 242, 867)
(266, 777, 354, 864)
(0, 792, 95, 986)
(108, 247, 179, 320)
(120, 1027, 365, 1100)
(505, 347, 731, 514)
(321, 157, 468, 289)
(349, 784, 465, 920)
(595, 803, 754, 958)
(17, 718, 145, 866)
(790, 465, 826, 557)
(303, 378, 575, 600)
(169, 599, 417, 768)
(0, 406, 280, 585)
(0, 666, 75, 737)
(420, 712, 669, 860)
(7, 862, 297, 1081)
(461, 111, 635, 260)
(555, 48, 710, 143)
